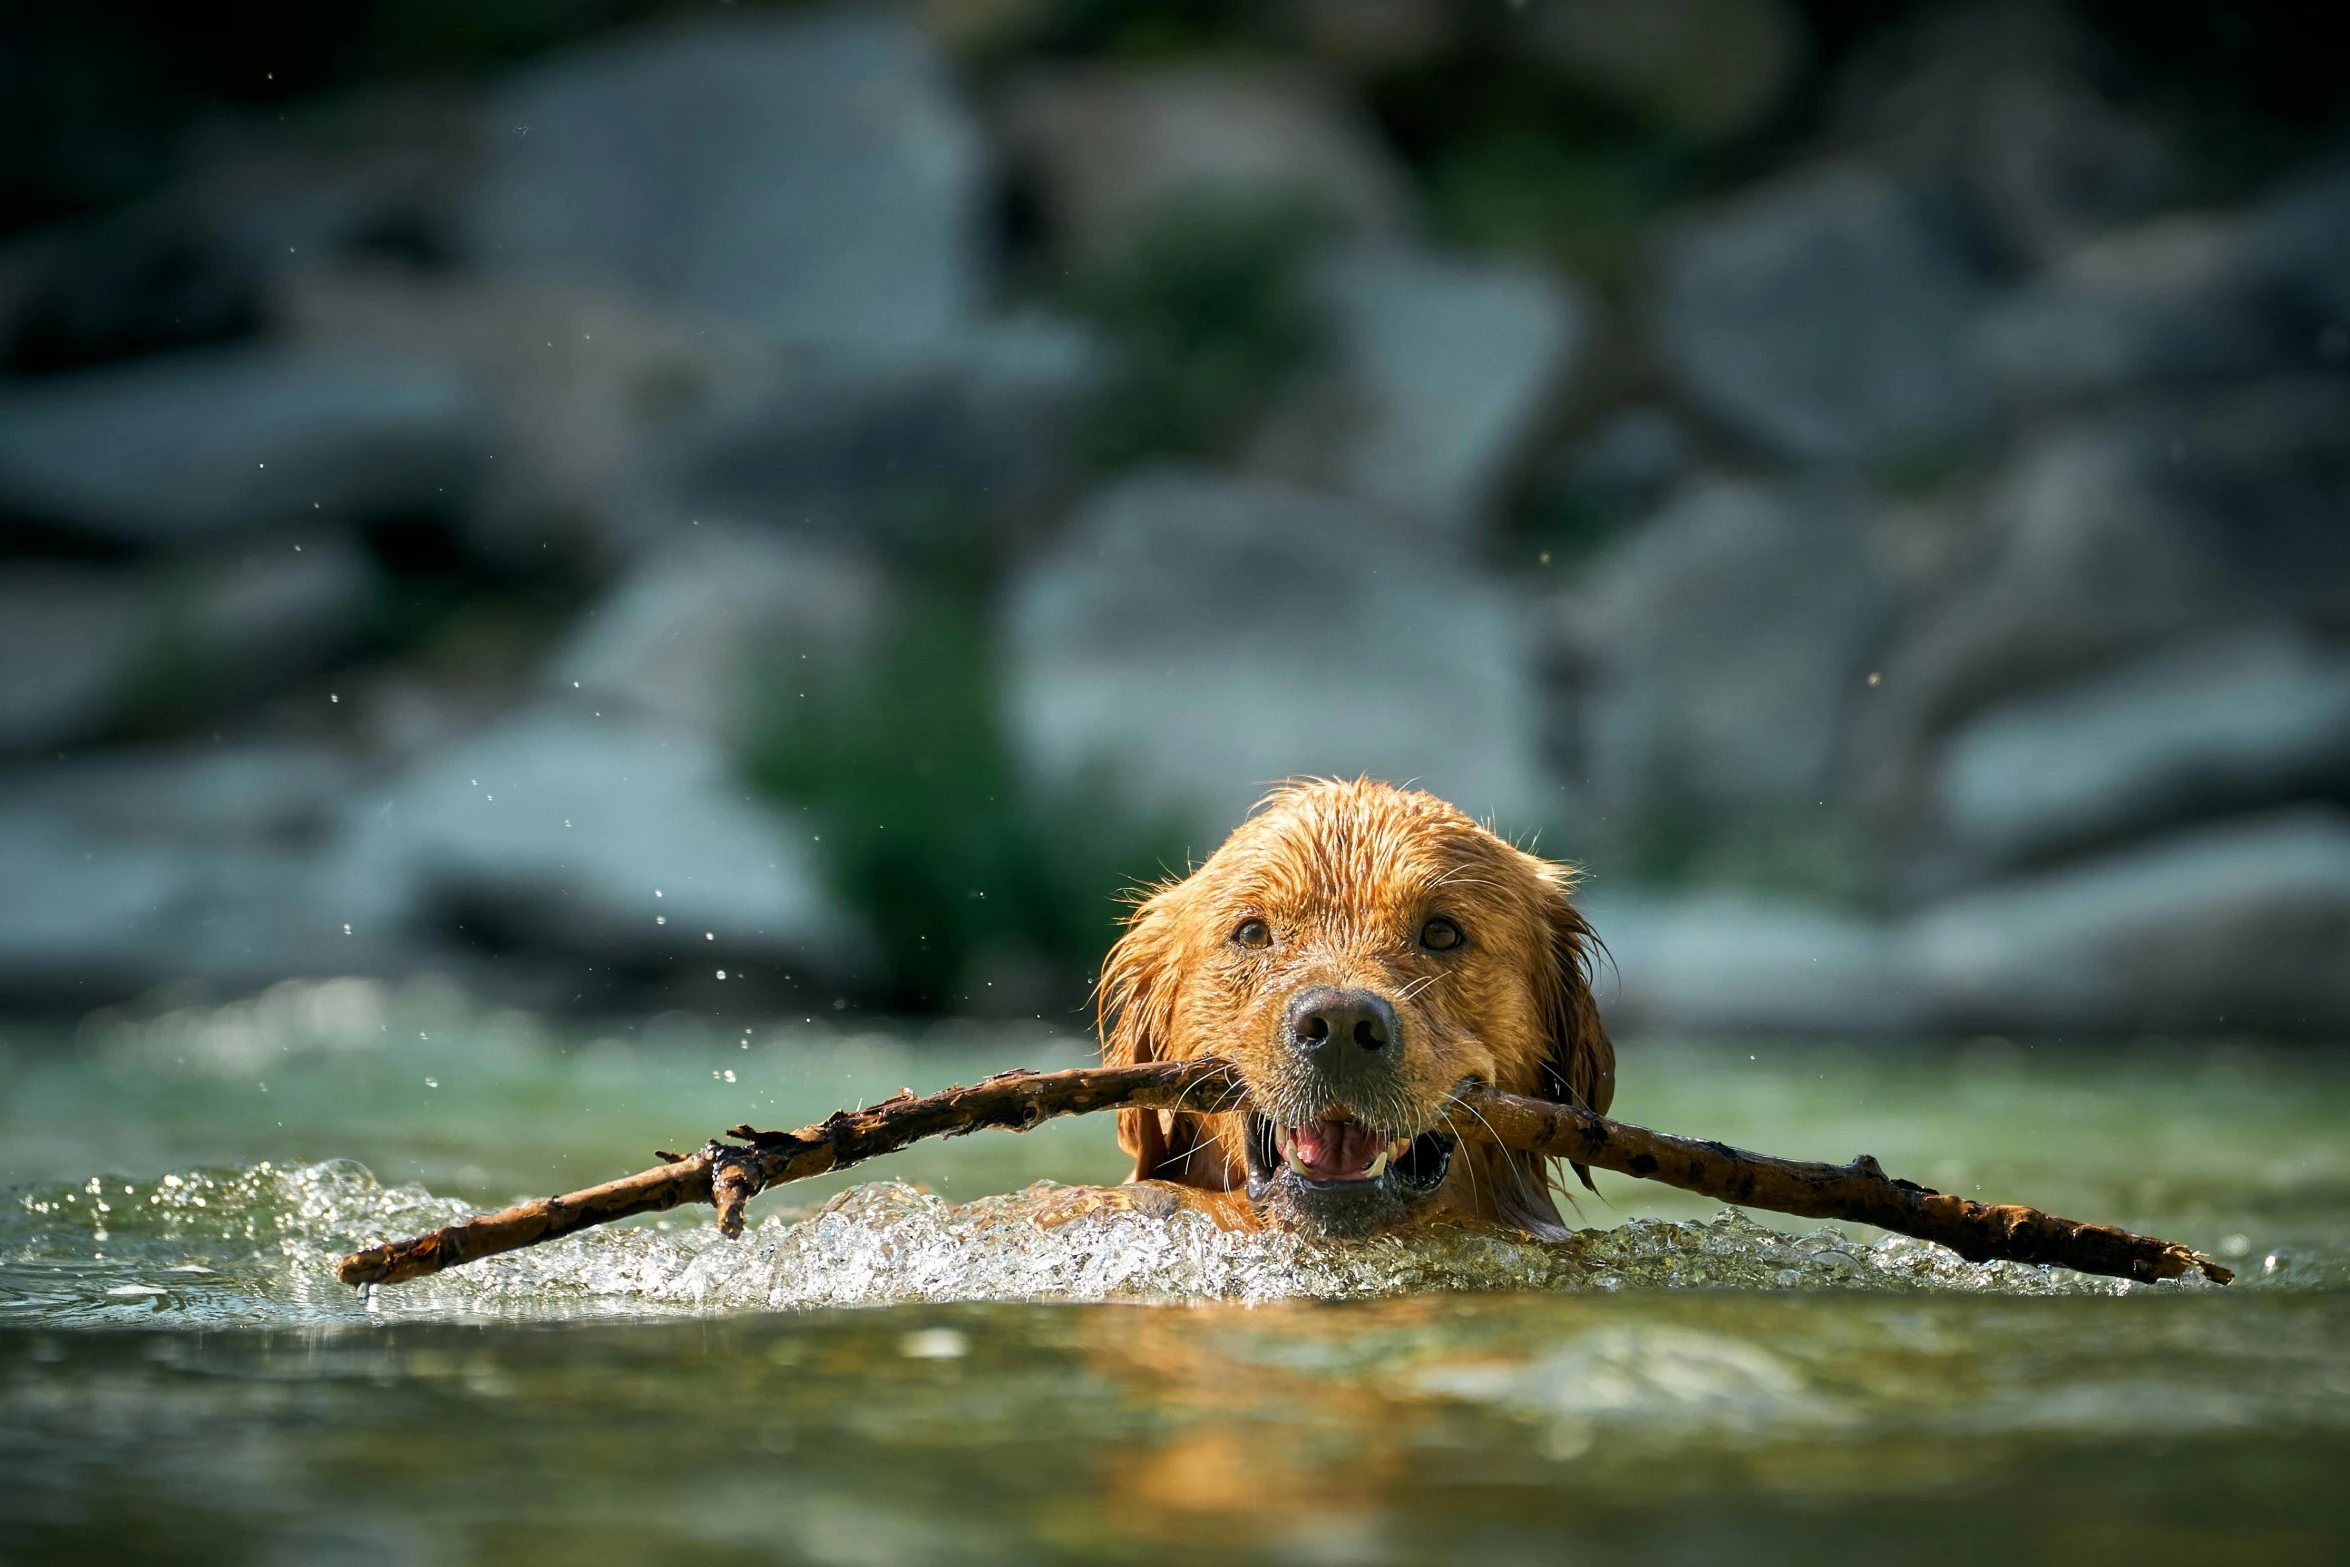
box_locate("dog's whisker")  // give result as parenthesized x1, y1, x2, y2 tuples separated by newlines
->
(1435, 1105, 1486, 1211)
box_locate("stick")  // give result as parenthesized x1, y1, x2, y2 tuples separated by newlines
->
(334, 1059, 2230, 1289)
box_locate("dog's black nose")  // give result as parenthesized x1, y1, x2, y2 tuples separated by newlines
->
(1287, 988, 1397, 1052)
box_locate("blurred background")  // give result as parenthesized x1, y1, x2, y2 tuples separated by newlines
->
(4, 0, 2348, 1041)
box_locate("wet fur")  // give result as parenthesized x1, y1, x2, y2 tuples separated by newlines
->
(1096, 778, 1614, 1238)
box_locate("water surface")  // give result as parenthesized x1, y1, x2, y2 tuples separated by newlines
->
(4, 981, 2345, 1562)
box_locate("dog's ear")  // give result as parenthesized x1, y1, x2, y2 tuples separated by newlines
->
(1488, 860, 1618, 1239)
(1536, 864, 1615, 1182)
(1097, 888, 1181, 1182)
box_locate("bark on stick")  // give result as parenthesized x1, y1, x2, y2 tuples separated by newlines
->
(334, 1059, 2229, 1289)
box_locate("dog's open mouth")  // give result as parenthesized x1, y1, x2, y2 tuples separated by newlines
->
(1242, 1110, 1454, 1235)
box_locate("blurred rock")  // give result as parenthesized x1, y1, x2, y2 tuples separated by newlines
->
(0, 210, 264, 375)
(1255, 245, 1590, 534)
(333, 707, 860, 979)
(1003, 468, 1555, 839)
(1981, 165, 2350, 403)
(2162, 378, 2350, 613)
(0, 344, 483, 543)
(1519, 0, 1804, 143)
(0, 566, 144, 751)
(1935, 628, 2350, 869)
(628, 315, 1098, 554)
(1582, 890, 1920, 1035)
(278, 264, 749, 566)
(1567, 479, 1884, 818)
(170, 87, 486, 274)
(1535, 407, 1700, 542)
(0, 88, 482, 375)
(1977, 214, 2270, 400)
(1850, 381, 2350, 865)
(464, 8, 984, 352)
(1906, 808, 2350, 1035)
(173, 530, 385, 692)
(1003, 64, 1411, 258)
(0, 744, 407, 999)
(2257, 162, 2350, 328)
(551, 529, 890, 741)
(1653, 164, 1989, 464)
(1840, 0, 2175, 270)
(0, 538, 382, 752)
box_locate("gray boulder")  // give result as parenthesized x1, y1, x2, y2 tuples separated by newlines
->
(1848, 380, 2350, 859)
(0, 88, 484, 374)
(1002, 63, 1411, 257)
(0, 567, 146, 752)
(0, 745, 408, 998)
(1566, 479, 1885, 818)
(1002, 468, 1556, 841)
(1905, 808, 2350, 1035)
(0, 537, 382, 752)
(463, 8, 985, 352)
(277, 264, 752, 567)
(627, 315, 1098, 554)
(174, 531, 385, 692)
(550, 528, 890, 741)
(0, 344, 482, 543)
(1976, 215, 2268, 401)
(1581, 889, 1920, 1035)
(332, 707, 861, 978)
(1255, 245, 1590, 535)
(1980, 164, 2350, 403)
(1652, 164, 1989, 464)
(1544, 406, 1700, 526)
(1936, 627, 2350, 868)
(1838, 0, 2176, 270)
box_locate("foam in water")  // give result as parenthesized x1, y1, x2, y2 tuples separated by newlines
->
(6, 1157, 2262, 1329)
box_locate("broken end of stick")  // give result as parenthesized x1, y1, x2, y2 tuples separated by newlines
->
(2182, 1249, 2235, 1286)
(710, 1148, 763, 1239)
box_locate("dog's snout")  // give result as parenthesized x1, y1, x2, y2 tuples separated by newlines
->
(1287, 988, 1397, 1053)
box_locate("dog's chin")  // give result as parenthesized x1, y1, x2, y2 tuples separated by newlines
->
(1240, 1110, 1456, 1239)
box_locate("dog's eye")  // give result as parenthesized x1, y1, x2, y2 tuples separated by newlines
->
(1419, 917, 1463, 951)
(1232, 918, 1272, 950)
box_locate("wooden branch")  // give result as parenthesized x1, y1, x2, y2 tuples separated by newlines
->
(335, 1061, 1245, 1287)
(335, 1059, 2230, 1289)
(1455, 1088, 2229, 1285)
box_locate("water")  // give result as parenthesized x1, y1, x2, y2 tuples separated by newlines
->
(4, 981, 2347, 1562)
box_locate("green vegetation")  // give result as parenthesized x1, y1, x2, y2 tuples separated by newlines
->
(1426, 132, 1683, 291)
(1062, 196, 1331, 470)
(744, 580, 1189, 1015)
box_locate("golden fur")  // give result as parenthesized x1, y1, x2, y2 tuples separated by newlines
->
(1097, 778, 1612, 1237)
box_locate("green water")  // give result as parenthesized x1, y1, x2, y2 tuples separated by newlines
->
(4, 980, 2347, 1563)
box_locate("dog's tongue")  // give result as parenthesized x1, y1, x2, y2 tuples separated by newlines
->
(1290, 1118, 1385, 1181)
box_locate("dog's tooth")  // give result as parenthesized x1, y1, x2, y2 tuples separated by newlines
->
(1284, 1144, 1309, 1178)
(1365, 1150, 1388, 1179)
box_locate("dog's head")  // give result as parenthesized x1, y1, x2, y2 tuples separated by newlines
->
(1098, 778, 1612, 1239)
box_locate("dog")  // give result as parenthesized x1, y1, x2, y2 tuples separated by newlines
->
(1097, 777, 1613, 1239)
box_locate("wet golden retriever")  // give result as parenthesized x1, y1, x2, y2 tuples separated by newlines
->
(1098, 778, 1613, 1238)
